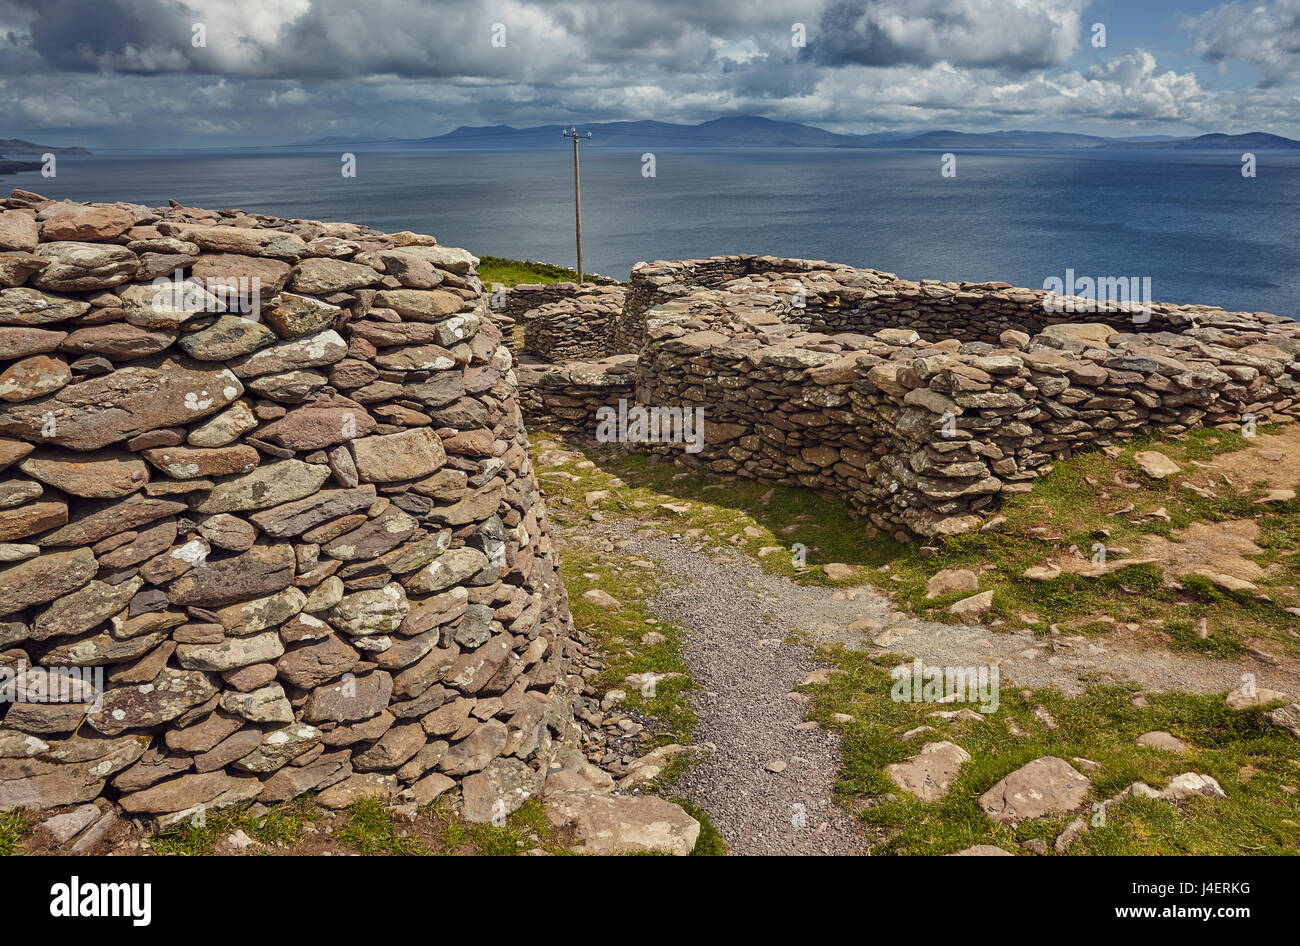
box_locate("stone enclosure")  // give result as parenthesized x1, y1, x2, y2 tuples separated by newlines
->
(512, 255, 1300, 539)
(0, 190, 588, 827)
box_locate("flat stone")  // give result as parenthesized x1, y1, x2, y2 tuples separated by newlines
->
(178, 315, 277, 360)
(885, 740, 972, 801)
(1134, 451, 1181, 479)
(979, 756, 1091, 824)
(86, 668, 218, 735)
(192, 460, 330, 513)
(0, 354, 70, 402)
(31, 242, 139, 291)
(544, 791, 700, 856)
(1136, 731, 1189, 753)
(315, 772, 395, 809)
(0, 548, 97, 617)
(142, 444, 259, 480)
(166, 544, 295, 608)
(302, 670, 392, 723)
(228, 329, 347, 378)
(348, 427, 446, 483)
(0, 355, 243, 450)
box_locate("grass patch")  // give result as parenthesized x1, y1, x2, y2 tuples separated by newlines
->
(0, 810, 30, 856)
(532, 423, 1300, 655)
(478, 256, 585, 287)
(803, 645, 1300, 855)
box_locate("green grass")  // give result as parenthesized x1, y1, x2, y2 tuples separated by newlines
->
(802, 646, 1300, 855)
(478, 256, 586, 287)
(533, 424, 1300, 655)
(0, 810, 30, 856)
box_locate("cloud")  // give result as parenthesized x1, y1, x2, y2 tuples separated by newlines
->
(1184, 0, 1300, 86)
(814, 0, 1085, 70)
(0, 0, 1296, 145)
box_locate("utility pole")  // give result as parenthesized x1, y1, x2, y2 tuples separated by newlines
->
(563, 127, 591, 283)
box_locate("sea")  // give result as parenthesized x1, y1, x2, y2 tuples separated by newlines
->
(14, 147, 1300, 318)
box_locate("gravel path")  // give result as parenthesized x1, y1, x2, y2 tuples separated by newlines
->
(582, 521, 1300, 857)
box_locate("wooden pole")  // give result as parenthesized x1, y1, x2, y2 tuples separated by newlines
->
(563, 128, 591, 283)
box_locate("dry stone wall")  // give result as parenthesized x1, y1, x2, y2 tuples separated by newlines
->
(524, 256, 1300, 540)
(495, 282, 626, 363)
(0, 189, 581, 823)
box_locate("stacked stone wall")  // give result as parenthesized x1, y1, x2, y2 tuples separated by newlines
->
(0, 189, 580, 822)
(524, 255, 1300, 539)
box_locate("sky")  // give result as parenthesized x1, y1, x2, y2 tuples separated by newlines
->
(0, 0, 1298, 149)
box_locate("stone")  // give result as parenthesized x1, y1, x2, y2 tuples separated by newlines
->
(86, 668, 218, 735)
(288, 259, 379, 295)
(61, 323, 175, 360)
(32, 242, 139, 291)
(221, 683, 294, 723)
(190, 253, 292, 295)
(263, 292, 342, 339)
(0, 548, 97, 617)
(32, 576, 143, 640)
(142, 444, 259, 479)
(192, 460, 330, 513)
(461, 756, 541, 823)
(0, 287, 90, 326)
(544, 791, 700, 856)
(979, 756, 1091, 824)
(40, 206, 135, 242)
(1264, 704, 1300, 738)
(275, 634, 359, 688)
(118, 280, 220, 330)
(372, 288, 465, 321)
(328, 583, 409, 636)
(1159, 773, 1227, 801)
(404, 546, 490, 595)
(213, 586, 307, 636)
(303, 670, 392, 723)
(0, 733, 149, 810)
(924, 568, 979, 599)
(438, 719, 509, 775)
(0, 211, 39, 252)
(0, 354, 70, 402)
(580, 589, 622, 610)
(166, 544, 295, 608)
(118, 771, 261, 817)
(348, 427, 446, 482)
(257, 395, 376, 450)
(0, 500, 66, 542)
(315, 772, 395, 809)
(948, 844, 1015, 856)
(0, 355, 243, 450)
(178, 315, 277, 360)
(187, 401, 258, 447)
(885, 741, 972, 801)
(232, 723, 322, 773)
(1134, 451, 1181, 479)
(1136, 731, 1189, 753)
(179, 226, 310, 262)
(175, 631, 285, 671)
(229, 329, 347, 378)
(247, 485, 376, 537)
(40, 804, 102, 843)
(949, 590, 994, 621)
(38, 494, 184, 547)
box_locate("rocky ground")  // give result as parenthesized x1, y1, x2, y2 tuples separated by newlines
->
(534, 428, 1300, 856)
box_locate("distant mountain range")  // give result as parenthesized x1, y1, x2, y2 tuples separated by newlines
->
(302, 116, 1300, 151)
(0, 139, 91, 155)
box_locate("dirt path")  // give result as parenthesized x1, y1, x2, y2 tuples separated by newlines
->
(574, 519, 1300, 856)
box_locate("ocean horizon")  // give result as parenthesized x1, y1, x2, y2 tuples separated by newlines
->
(16, 146, 1299, 318)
